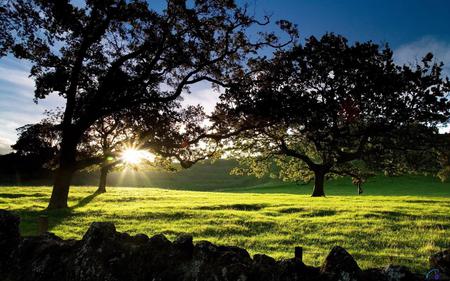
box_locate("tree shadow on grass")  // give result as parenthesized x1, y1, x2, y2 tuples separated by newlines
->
(14, 192, 102, 236)
(196, 203, 268, 211)
(71, 192, 100, 209)
(0, 192, 48, 199)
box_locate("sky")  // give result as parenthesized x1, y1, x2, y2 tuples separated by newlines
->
(1, 0, 450, 154)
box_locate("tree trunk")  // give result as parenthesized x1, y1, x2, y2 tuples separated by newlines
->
(47, 135, 78, 210)
(47, 164, 75, 209)
(96, 166, 108, 193)
(357, 183, 363, 195)
(311, 169, 326, 197)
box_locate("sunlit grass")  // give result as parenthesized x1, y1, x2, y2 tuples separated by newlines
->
(1, 184, 449, 273)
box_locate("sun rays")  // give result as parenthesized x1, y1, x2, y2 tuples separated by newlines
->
(120, 147, 156, 166)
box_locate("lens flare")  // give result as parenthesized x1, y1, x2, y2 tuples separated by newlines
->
(120, 148, 155, 165)
(121, 149, 143, 164)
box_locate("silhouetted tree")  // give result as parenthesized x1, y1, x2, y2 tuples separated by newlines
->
(214, 34, 450, 196)
(81, 105, 217, 193)
(134, 105, 221, 169)
(78, 114, 131, 193)
(12, 104, 223, 194)
(435, 134, 450, 182)
(12, 122, 60, 167)
(11, 115, 128, 192)
(1, 123, 59, 182)
(1, 0, 295, 208)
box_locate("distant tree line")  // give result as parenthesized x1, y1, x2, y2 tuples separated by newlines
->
(1, 0, 449, 209)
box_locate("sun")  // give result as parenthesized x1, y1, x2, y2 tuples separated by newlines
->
(120, 148, 155, 165)
(121, 149, 144, 164)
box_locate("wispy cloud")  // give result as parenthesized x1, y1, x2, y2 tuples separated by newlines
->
(0, 57, 220, 154)
(180, 83, 221, 114)
(0, 65, 34, 93)
(395, 37, 450, 76)
(395, 37, 450, 133)
(0, 136, 13, 155)
(0, 58, 64, 154)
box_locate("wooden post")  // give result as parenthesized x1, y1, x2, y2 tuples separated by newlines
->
(37, 215, 48, 235)
(295, 246, 303, 261)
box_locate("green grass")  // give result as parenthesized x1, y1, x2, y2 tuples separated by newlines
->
(223, 174, 450, 196)
(1, 175, 450, 273)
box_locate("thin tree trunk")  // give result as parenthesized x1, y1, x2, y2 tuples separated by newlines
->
(357, 183, 363, 195)
(311, 169, 326, 197)
(96, 166, 108, 193)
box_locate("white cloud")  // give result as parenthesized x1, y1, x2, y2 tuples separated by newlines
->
(180, 84, 221, 114)
(0, 136, 13, 155)
(0, 65, 35, 93)
(0, 58, 64, 154)
(0, 58, 221, 154)
(395, 37, 450, 132)
(394, 37, 450, 76)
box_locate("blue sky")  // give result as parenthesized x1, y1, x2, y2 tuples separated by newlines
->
(1, 0, 450, 154)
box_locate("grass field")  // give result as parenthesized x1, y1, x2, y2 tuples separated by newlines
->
(1, 174, 450, 273)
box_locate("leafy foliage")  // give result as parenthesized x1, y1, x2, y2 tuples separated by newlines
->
(214, 33, 450, 195)
(12, 122, 60, 168)
(1, 0, 293, 208)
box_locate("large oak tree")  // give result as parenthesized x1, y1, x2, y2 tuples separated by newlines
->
(213, 33, 450, 196)
(1, 0, 294, 208)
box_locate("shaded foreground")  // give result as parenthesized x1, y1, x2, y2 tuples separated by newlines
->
(2, 210, 450, 281)
(1, 186, 450, 272)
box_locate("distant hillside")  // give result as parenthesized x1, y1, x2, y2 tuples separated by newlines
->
(71, 159, 277, 190)
(2, 158, 450, 196)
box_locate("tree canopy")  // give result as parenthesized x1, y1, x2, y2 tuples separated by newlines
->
(1, 0, 295, 208)
(11, 104, 222, 193)
(213, 33, 450, 196)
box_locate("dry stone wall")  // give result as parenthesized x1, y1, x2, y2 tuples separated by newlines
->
(0, 210, 448, 281)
